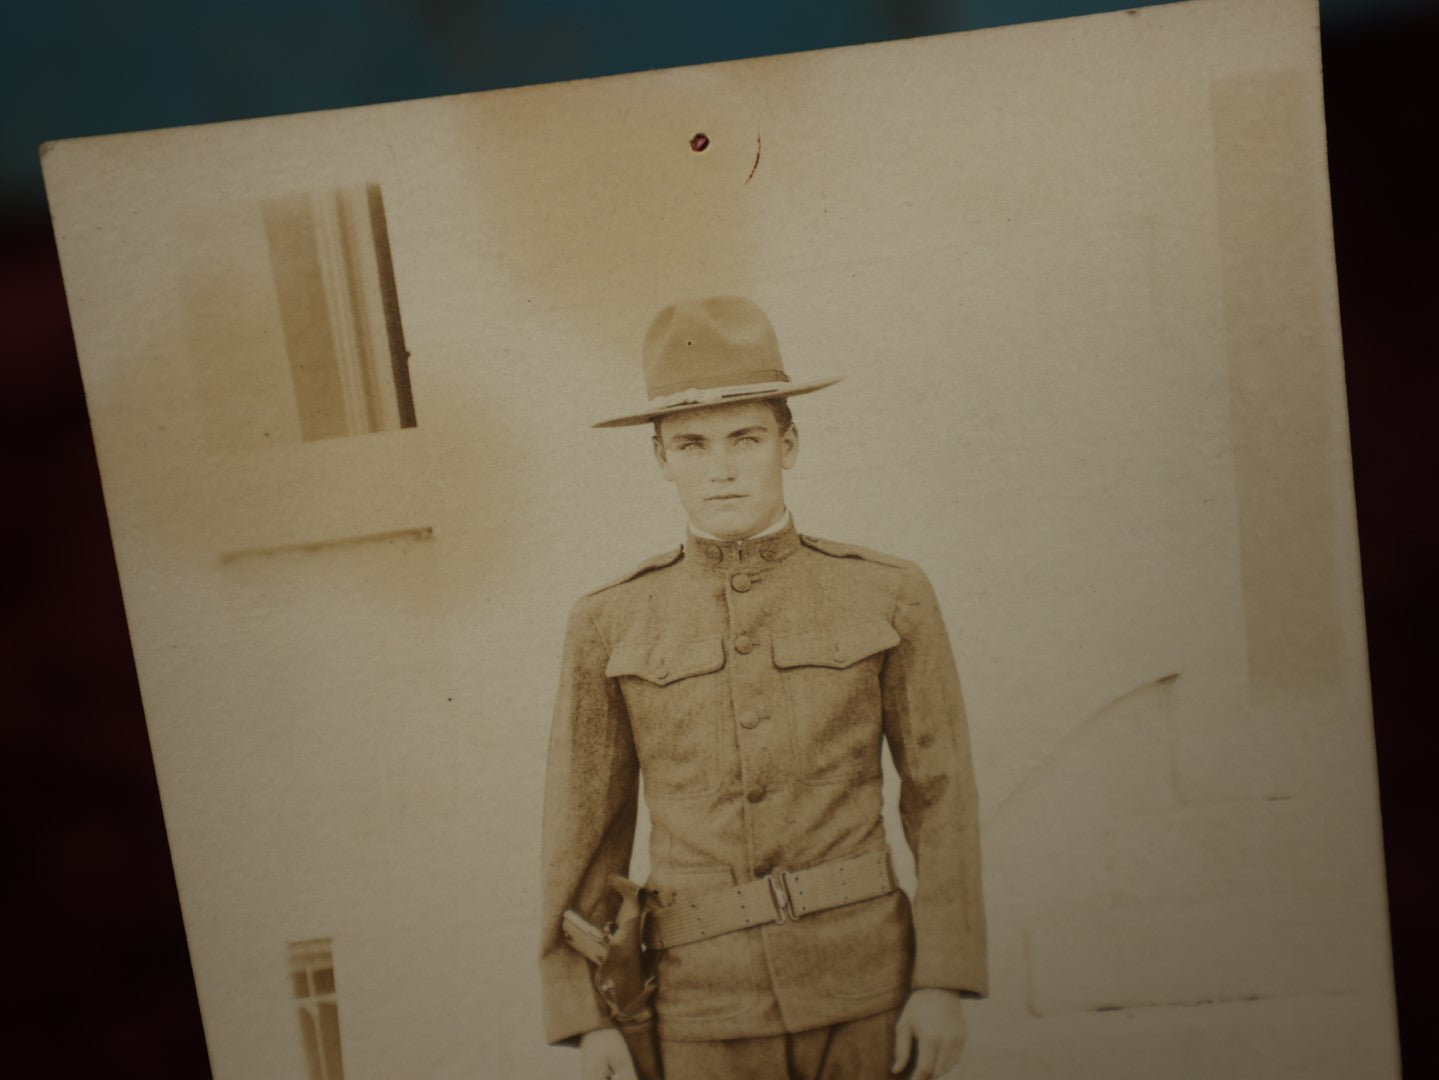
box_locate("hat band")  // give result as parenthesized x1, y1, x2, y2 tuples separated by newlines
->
(649, 368, 789, 399)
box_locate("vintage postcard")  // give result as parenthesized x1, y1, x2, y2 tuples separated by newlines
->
(41, 0, 1396, 1076)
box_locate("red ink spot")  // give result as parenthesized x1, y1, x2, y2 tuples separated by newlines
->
(690, 133, 710, 152)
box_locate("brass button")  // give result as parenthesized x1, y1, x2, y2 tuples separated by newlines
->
(759, 542, 777, 561)
(833, 644, 845, 663)
(731, 572, 752, 593)
(734, 633, 755, 655)
(655, 662, 668, 680)
(739, 713, 765, 730)
(705, 545, 722, 562)
(746, 788, 766, 804)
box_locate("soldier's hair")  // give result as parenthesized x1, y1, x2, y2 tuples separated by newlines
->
(652, 398, 794, 440)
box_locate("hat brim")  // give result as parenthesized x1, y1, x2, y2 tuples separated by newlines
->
(592, 377, 842, 429)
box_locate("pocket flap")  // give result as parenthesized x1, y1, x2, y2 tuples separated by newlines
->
(605, 636, 725, 685)
(772, 620, 901, 669)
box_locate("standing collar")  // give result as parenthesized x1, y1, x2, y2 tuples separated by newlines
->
(685, 514, 802, 569)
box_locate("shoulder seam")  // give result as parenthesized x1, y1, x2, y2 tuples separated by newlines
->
(798, 534, 911, 570)
(584, 545, 684, 596)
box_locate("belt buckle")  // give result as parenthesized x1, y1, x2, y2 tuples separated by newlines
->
(766, 869, 797, 924)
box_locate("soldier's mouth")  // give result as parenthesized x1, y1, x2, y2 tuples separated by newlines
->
(706, 494, 747, 500)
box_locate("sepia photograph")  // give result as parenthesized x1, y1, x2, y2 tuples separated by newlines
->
(28, 0, 1407, 1076)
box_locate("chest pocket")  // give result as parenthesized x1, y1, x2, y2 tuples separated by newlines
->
(605, 637, 725, 685)
(771, 620, 901, 670)
(606, 637, 726, 796)
(771, 619, 901, 783)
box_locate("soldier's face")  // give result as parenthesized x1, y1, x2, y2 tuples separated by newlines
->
(652, 401, 799, 540)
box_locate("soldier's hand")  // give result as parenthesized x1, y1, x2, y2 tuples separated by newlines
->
(580, 1027, 638, 1080)
(892, 988, 967, 1080)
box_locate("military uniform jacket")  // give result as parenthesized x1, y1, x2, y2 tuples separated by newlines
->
(539, 520, 987, 1044)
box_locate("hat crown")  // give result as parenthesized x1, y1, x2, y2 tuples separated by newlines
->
(593, 296, 838, 427)
(642, 297, 788, 399)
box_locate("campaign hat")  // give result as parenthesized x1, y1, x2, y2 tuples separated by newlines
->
(593, 296, 840, 429)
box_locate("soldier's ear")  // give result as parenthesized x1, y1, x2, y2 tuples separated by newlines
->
(652, 434, 674, 481)
(780, 423, 799, 471)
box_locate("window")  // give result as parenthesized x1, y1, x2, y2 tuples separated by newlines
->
(262, 184, 417, 441)
(290, 938, 345, 1080)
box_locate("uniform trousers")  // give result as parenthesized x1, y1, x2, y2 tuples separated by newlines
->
(658, 1006, 914, 1080)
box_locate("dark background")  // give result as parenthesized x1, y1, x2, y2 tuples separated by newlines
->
(3, 1, 1434, 1076)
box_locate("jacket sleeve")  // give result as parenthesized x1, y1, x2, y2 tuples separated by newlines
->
(538, 597, 641, 1045)
(881, 564, 988, 997)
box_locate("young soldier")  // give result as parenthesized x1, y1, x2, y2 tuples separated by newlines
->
(540, 297, 986, 1080)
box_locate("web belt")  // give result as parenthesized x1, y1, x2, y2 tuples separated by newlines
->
(645, 849, 896, 951)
